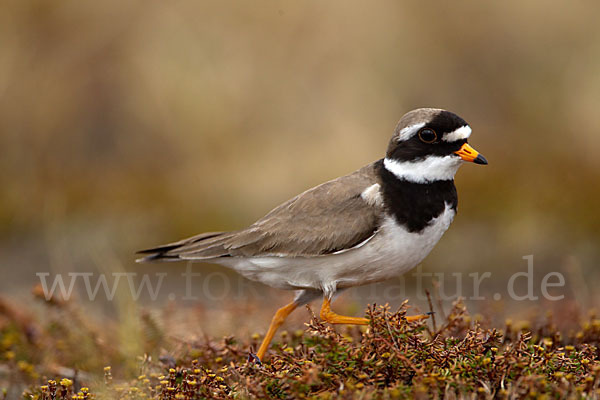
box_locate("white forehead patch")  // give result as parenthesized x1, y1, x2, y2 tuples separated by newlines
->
(395, 122, 426, 142)
(443, 125, 471, 142)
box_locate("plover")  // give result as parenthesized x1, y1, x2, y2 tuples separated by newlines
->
(137, 108, 487, 360)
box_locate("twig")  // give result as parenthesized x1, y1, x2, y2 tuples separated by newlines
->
(425, 290, 438, 333)
(432, 278, 447, 321)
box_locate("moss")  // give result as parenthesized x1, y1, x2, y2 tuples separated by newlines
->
(4, 298, 600, 398)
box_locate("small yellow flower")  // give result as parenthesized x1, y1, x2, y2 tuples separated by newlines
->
(60, 378, 73, 387)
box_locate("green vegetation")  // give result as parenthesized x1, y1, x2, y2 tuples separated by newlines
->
(3, 294, 600, 399)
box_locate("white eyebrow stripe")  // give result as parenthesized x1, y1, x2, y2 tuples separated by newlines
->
(443, 125, 472, 142)
(396, 122, 426, 142)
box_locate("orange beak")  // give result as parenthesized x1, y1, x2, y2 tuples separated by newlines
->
(454, 143, 488, 165)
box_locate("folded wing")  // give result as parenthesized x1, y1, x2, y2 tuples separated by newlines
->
(137, 162, 383, 261)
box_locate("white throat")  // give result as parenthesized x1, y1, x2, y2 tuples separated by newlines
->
(383, 156, 462, 183)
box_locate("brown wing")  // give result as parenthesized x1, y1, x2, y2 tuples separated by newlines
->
(137, 161, 383, 261)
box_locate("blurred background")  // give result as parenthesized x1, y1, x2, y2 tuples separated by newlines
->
(1, 0, 600, 339)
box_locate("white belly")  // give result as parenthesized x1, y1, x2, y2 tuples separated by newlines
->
(216, 203, 456, 293)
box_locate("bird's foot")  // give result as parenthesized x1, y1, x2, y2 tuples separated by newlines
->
(319, 297, 369, 325)
(248, 351, 262, 365)
(404, 313, 430, 322)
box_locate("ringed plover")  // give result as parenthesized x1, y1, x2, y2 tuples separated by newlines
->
(137, 108, 487, 360)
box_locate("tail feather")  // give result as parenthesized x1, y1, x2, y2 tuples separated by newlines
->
(136, 231, 230, 263)
(135, 253, 182, 263)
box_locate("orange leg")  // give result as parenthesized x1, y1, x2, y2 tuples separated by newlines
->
(256, 302, 298, 361)
(319, 298, 429, 324)
(319, 297, 369, 325)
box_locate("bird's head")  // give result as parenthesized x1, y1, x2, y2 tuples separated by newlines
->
(384, 108, 487, 183)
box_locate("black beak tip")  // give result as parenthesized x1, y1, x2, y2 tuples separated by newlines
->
(473, 154, 488, 165)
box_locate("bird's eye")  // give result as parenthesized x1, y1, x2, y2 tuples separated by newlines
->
(418, 128, 437, 143)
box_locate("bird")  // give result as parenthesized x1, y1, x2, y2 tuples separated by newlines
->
(137, 108, 487, 361)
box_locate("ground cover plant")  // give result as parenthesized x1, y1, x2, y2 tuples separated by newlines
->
(2, 290, 600, 399)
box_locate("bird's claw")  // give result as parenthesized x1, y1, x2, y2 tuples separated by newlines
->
(248, 351, 262, 365)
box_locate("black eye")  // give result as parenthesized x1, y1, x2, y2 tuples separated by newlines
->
(418, 128, 437, 143)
